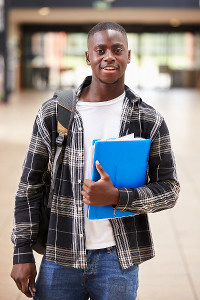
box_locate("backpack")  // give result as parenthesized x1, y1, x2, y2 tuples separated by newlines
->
(32, 89, 76, 255)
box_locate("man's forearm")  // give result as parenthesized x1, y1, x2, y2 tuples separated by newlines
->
(116, 179, 180, 214)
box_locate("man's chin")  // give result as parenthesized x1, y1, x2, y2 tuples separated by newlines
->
(99, 78, 120, 85)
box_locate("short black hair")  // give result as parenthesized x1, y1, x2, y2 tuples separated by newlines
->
(88, 22, 127, 43)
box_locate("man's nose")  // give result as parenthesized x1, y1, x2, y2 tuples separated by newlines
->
(104, 49, 115, 62)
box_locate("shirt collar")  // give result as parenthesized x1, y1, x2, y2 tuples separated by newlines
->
(76, 76, 142, 106)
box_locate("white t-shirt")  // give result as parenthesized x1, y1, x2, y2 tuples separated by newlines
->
(76, 92, 125, 249)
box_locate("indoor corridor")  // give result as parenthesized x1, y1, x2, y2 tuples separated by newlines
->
(0, 87, 200, 300)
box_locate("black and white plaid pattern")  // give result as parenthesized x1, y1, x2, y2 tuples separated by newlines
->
(12, 77, 180, 269)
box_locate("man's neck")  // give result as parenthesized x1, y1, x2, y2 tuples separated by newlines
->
(80, 77, 125, 102)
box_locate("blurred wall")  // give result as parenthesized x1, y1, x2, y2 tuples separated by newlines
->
(4, 4, 200, 95)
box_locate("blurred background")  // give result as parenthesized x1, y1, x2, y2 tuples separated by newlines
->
(0, 0, 200, 299)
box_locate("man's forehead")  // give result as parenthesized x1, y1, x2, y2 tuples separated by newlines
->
(88, 29, 127, 46)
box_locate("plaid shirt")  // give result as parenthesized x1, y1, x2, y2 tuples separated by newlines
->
(12, 77, 180, 269)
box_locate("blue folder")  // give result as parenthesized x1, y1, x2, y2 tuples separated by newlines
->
(87, 138, 151, 220)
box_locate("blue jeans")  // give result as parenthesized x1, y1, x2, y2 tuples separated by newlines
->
(35, 247, 139, 300)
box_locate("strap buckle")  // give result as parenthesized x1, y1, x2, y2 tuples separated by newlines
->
(56, 134, 64, 147)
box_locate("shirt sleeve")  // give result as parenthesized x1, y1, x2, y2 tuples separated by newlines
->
(11, 109, 51, 264)
(116, 118, 180, 214)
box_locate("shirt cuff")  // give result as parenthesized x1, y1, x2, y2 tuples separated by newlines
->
(13, 245, 35, 265)
(115, 187, 138, 211)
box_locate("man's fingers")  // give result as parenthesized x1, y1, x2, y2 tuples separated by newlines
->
(83, 197, 90, 205)
(82, 183, 90, 194)
(82, 179, 95, 198)
(81, 190, 90, 205)
(21, 279, 31, 297)
(15, 279, 22, 291)
(81, 190, 87, 198)
(29, 277, 36, 293)
(95, 161, 109, 180)
(13, 276, 31, 297)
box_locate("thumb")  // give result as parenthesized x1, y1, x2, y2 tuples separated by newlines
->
(96, 161, 108, 180)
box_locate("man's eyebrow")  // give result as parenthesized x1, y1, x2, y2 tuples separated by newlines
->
(95, 43, 125, 48)
(112, 43, 125, 47)
(95, 44, 106, 48)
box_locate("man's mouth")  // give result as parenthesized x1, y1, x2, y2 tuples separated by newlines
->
(103, 66, 117, 70)
(101, 66, 119, 73)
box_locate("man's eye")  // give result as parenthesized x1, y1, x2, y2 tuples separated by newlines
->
(115, 48, 123, 54)
(96, 49, 104, 54)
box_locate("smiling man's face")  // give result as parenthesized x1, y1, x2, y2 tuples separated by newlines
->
(86, 29, 131, 86)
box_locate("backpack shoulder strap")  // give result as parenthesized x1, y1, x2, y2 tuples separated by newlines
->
(47, 89, 75, 208)
(54, 89, 75, 136)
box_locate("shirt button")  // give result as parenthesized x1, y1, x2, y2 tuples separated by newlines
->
(78, 207, 82, 211)
(78, 179, 81, 184)
(78, 127, 82, 131)
(80, 234, 83, 238)
(78, 152, 82, 156)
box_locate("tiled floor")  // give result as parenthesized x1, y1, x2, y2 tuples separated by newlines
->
(0, 88, 200, 300)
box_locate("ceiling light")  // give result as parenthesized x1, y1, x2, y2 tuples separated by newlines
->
(38, 7, 51, 16)
(93, 1, 111, 9)
(170, 18, 181, 27)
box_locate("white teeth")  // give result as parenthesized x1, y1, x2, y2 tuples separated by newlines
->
(104, 67, 115, 70)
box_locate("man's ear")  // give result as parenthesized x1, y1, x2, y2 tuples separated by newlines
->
(85, 51, 91, 66)
(128, 50, 131, 64)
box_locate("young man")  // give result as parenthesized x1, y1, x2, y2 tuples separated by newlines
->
(11, 22, 180, 299)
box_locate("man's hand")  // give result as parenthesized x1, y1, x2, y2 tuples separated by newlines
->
(11, 263, 37, 298)
(82, 161, 119, 206)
